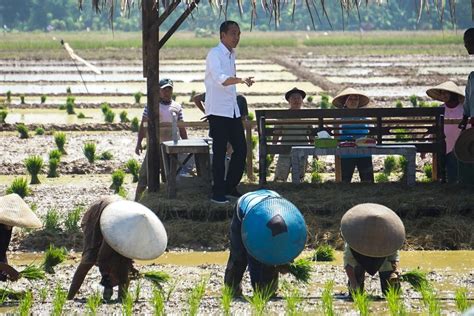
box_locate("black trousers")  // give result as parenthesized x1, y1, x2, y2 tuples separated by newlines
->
(208, 115, 247, 197)
(341, 157, 374, 183)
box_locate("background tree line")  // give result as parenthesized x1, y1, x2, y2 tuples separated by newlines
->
(0, 0, 472, 33)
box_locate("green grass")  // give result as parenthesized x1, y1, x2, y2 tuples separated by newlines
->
(39, 286, 48, 303)
(86, 291, 102, 316)
(375, 172, 390, 183)
(384, 156, 397, 175)
(42, 244, 67, 274)
(313, 244, 335, 261)
(25, 155, 43, 184)
(221, 285, 234, 316)
(6, 177, 30, 197)
(134, 280, 142, 302)
(83, 142, 97, 163)
(311, 171, 323, 183)
(17, 290, 33, 316)
(187, 277, 208, 316)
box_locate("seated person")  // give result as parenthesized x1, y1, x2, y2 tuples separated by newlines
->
(332, 88, 374, 183)
(273, 87, 312, 182)
(224, 189, 306, 296)
(426, 81, 465, 182)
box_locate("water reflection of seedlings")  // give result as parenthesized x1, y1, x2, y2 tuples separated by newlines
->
(454, 287, 469, 313)
(385, 286, 406, 316)
(221, 285, 234, 316)
(352, 289, 370, 316)
(244, 283, 274, 316)
(86, 291, 102, 316)
(83, 142, 97, 164)
(18, 290, 33, 316)
(51, 285, 67, 316)
(25, 155, 43, 184)
(121, 291, 134, 316)
(188, 277, 208, 316)
(6, 177, 30, 198)
(321, 280, 334, 316)
(151, 286, 165, 316)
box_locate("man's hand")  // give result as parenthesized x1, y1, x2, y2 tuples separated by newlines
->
(7, 269, 20, 281)
(242, 77, 255, 87)
(135, 143, 143, 155)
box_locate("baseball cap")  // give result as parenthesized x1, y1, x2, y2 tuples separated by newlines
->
(159, 78, 173, 88)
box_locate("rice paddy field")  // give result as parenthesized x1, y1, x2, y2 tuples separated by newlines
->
(0, 30, 472, 314)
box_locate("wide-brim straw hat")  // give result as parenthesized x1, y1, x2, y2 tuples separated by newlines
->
(285, 87, 306, 101)
(454, 128, 474, 163)
(100, 200, 167, 260)
(426, 81, 465, 103)
(0, 194, 42, 228)
(341, 203, 405, 258)
(332, 88, 370, 108)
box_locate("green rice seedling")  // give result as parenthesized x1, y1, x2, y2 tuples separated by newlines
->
(99, 151, 113, 160)
(111, 169, 125, 193)
(131, 117, 140, 132)
(247, 112, 255, 121)
(134, 92, 143, 104)
(134, 280, 142, 302)
(6, 177, 30, 198)
(77, 112, 86, 119)
(307, 96, 314, 103)
(42, 245, 67, 274)
(83, 142, 96, 163)
(100, 102, 111, 115)
(187, 277, 208, 316)
(18, 290, 33, 316)
(418, 101, 428, 108)
(44, 208, 60, 232)
(66, 101, 75, 115)
(121, 290, 134, 316)
(398, 156, 407, 174)
(385, 285, 406, 316)
(165, 277, 179, 302)
(455, 287, 469, 312)
(0, 110, 7, 123)
(313, 244, 335, 262)
(401, 269, 430, 292)
(221, 285, 234, 316)
(420, 283, 440, 316)
(17, 123, 29, 139)
(20, 95, 25, 104)
(384, 155, 397, 175)
(104, 110, 115, 123)
(66, 96, 75, 104)
(126, 159, 140, 182)
(48, 158, 59, 178)
(54, 132, 67, 154)
(35, 127, 45, 135)
(311, 171, 323, 183)
(49, 149, 62, 161)
(0, 288, 24, 301)
(283, 283, 302, 316)
(319, 93, 331, 109)
(25, 155, 43, 184)
(6, 90, 11, 103)
(65, 205, 83, 233)
(395, 100, 403, 108)
(244, 283, 274, 316)
(66, 87, 72, 95)
(51, 285, 67, 316)
(120, 110, 129, 123)
(423, 164, 432, 180)
(312, 159, 325, 173)
(375, 173, 389, 183)
(19, 264, 45, 280)
(58, 104, 66, 110)
(321, 280, 334, 316)
(118, 187, 127, 198)
(39, 286, 48, 303)
(143, 271, 170, 288)
(151, 286, 165, 316)
(289, 257, 312, 283)
(40, 95, 47, 104)
(409, 95, 418, 107)
(351, 288, 370, 316)
(86, 291, 102, 316)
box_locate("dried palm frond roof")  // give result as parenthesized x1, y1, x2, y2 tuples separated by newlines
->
(80, 0, 471, 28)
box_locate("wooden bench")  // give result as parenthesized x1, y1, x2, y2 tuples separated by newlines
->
(256, 107, 446, 184)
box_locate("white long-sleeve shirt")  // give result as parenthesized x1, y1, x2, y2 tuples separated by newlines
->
(204, 42, 240, 118)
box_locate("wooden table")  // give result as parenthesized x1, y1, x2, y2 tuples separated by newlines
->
(161, 139, 210, 198)
(290, 145, 417, 185)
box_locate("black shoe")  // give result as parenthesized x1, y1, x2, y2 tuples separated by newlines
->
(226, 188, 242, 199)
(211, 195, 230, 204)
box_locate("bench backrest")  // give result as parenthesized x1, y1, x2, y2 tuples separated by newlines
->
(256, 107, 446, 183)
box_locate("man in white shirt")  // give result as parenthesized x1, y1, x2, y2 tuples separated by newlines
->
(205, 20, 254, 204)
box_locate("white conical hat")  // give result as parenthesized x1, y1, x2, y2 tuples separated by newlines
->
(341, 203, 405, 257)
(426, 81, 465, 103)
(100, 200, 167, 260)
(0, 194, 42, 228)
(332, 88, 370, 108)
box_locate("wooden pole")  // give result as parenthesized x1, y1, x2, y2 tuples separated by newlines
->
(142, 0, 160, 191)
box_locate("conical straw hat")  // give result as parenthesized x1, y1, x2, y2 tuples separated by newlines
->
(332, 88, 370, 108)
(426, 81, 465, 103)
(454, 128, 474, 163)
(0, 194, 42, 228)
(100, 200, 167, 260)
(341, 203, 405, 258)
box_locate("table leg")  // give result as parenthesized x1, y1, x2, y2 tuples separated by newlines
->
(291, 150, 301, 184)
(168, 154, 178, 198)
(406, 152, 416, 186)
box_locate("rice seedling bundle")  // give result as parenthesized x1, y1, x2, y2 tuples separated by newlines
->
(120, 110, 129, 123)
(0, 110, 8, 123)
(25, 155, 43, 184)
(221, 285, 234, 316)
(35, 127, 44, 135)
(19, 264, 45, 280)
(151, 287, 165, 316)
(18, 290, 33, 316)
(375, 173, 390, 183)
(134, 92, 142, 104)
(111, 169, 125, 193)
(51, 285, 67, 316)
(384, 156, 397, 175)
(48, 158, 59, 178)
(6, 91, 11, 102)
(100, 102, 111, 114)
(99, 151, 113, 160)
(86, 291, 102, 316)
(17, 123, 29, 139)
(131, 117, 140, 132)
(126, 159, 140, 182)
(49, 149, 62, 161)
(311, 171, 323, 183)
(54, 132, 67, 154)
(244, 283, 274, 316)
(42, 245, 67, 274)
(44, 208, 60, 232)
(64, 205, 83, 232)
(6, 177, 30, 198)
(188, 277, 208, 316)
(400, 269, 430, 292)
(66, 101, 75, 115)
(143, 271, 171, 288)
(83, 142, 97, 163)
(313, 245, 335, 262)
(0, 288, 25, 301)
(104, 110, 115, 123)
(39, 287, 48, 303)
(321, 280, 334, 316)
(40, 95, 47, 104)
(288, 257, 312, 283)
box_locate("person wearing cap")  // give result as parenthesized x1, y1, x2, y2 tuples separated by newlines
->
(273, 87, 312, 182)
(332, 88, 374, 183)
(0, 194, 42, 282)
(224, 189, 307, 296)
(134, 78, 190, 201)
(340, 203, 405, 296)
(459, 28, 474, 130)
(426, 81, 465, 182)
(68, 197, 167, 301)
(205, 20, 255, 204)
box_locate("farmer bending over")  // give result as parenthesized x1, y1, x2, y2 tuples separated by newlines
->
(341, 203, 405, 296)
(459, 27, 474, 130)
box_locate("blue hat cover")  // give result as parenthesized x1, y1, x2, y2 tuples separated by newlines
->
(236, 189, 281, 221)
(241, 196, 307, 265)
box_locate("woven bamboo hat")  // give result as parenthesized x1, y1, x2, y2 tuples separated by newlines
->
(341, 203, 405, 258)
(454, 128, 474, 163)
(0, 194, 42, 228)
(100, 200, 167, 260)
(332, 88, 370, 108)
(426, 81, 465, 103)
